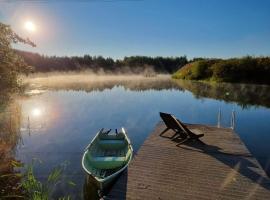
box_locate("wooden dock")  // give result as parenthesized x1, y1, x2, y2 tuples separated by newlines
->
(106, 122, 270, 200)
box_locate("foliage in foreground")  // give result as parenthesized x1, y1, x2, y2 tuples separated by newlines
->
(0, 22, 35, 93)
(172, 57, 270, 84)
(21, 162, 72, 200)
(1, 160, 75, 200)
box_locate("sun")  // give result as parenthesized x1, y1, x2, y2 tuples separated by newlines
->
(24, 21, 36, 32)
(32, 108, 41, 117)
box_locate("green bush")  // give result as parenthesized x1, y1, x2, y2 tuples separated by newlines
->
(0, 22, 35, 92)
(173, 56, 270, 84)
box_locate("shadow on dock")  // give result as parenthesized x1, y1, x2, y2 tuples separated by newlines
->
(172, 138, 270, 191)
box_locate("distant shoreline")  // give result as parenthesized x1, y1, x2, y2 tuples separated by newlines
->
(172, 56, 270, 85)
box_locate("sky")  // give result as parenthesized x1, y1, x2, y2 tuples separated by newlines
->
(0, 0, 270, 59)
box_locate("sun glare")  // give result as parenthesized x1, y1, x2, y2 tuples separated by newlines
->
(32, 108, 41, 117)
(24, 21, 36, 32)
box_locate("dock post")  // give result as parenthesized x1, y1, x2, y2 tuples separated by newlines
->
(231, 110, 236, 130)
(217, 108, 221, 128)
(27, 116, 31, 136)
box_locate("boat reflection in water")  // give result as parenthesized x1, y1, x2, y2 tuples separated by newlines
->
(0, 96, 23, 198)
(83, 175, 100, 200)
(83, 175, 116, 200)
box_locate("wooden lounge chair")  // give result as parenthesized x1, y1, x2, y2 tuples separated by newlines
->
(159, 112, 204, 142)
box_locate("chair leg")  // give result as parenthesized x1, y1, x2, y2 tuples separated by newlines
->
(171, 131, 188, 141)
(175, 130, 188, 139)
(159, 127, 169, 136)
(176, 137, 189, 146)
(170, 131, 179, 139)
(190, 133, 204, 140)
(193, 138, 205, 145)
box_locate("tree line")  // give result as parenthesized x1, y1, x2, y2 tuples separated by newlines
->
(172, 56, 270, 84)
(16, 50, 188, 74)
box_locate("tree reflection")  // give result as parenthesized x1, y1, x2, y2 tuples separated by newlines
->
(26, 75, 270, 109)
(25, 75, 184, 92)
(174, 80, 270, 109)
(0, 94, 23, 198)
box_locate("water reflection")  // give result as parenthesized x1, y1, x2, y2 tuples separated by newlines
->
(83, 174, 119, 200)
(83, 176, 101, 200)
(2, 77, 270, 198)
(0, 95, 23, 198)
(25, 75, 182, 92)
(173, 80, 270, 109)
(25, 75, 270, 109)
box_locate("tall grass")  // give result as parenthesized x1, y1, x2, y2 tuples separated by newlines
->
(22, 159, 76, 200)
(1, 160, 75, 200)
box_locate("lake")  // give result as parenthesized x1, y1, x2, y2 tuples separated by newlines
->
(1, 75, 270, 199)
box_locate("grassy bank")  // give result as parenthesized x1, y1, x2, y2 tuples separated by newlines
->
(172, 57, 270, 84)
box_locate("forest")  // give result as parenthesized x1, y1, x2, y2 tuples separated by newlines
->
(172, 57, 270, 84)
(17, 50, 188, 74)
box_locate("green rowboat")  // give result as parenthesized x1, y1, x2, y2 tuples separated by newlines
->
(82, 128, 133, 190)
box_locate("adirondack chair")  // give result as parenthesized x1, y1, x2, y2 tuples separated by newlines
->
(159, 112, 204, 142)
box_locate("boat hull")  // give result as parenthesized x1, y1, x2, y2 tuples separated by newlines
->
(82, 128, 133, 191)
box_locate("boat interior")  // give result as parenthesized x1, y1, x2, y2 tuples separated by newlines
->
(83, 131, 132, 179)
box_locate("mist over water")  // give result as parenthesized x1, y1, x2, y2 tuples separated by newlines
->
(22, 73, 169, 90)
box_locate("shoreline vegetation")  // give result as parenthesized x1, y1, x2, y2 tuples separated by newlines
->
(18, 51, 270, 85)
(172, 57, 270, 85)
(17, 50, 187, 75)
(0, 22, 35, 99)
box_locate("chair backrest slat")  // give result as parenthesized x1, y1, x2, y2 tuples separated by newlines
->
(160, 112, 178, 129)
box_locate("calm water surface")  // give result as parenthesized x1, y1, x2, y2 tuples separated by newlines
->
(2, 76, 270, 199)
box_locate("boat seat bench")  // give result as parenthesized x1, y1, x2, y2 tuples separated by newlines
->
(91, 156, 126, 169)
(99, 133, 125, 140)
(98, 139, 126, 149)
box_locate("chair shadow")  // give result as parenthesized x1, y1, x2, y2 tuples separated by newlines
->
(169, 135, 270, 191)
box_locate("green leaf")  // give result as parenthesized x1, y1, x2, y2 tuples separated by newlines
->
(67, 181, 76, 187)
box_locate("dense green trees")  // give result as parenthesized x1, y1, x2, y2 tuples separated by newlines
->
(17, 50, 188, 74)
(0, 22, 35, 92)
(172, 57, 270, 84)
